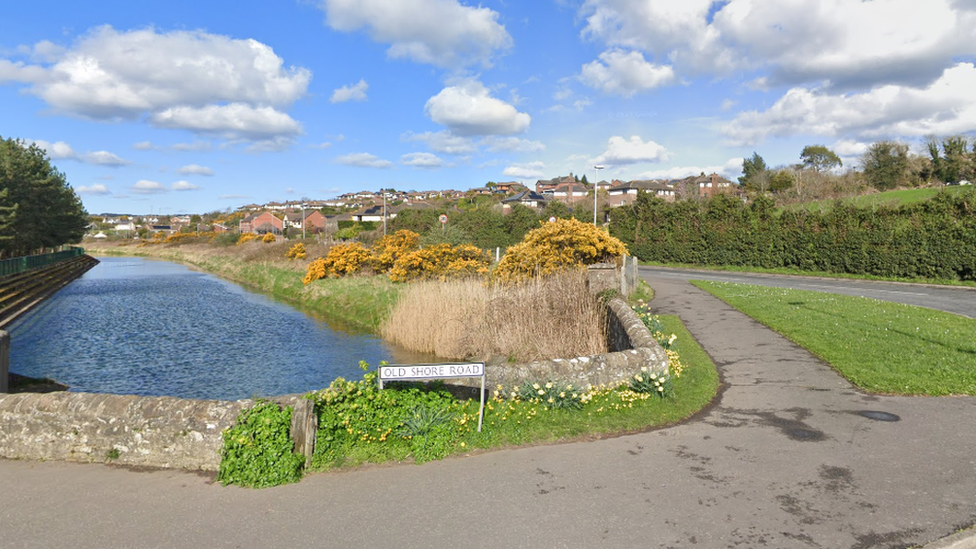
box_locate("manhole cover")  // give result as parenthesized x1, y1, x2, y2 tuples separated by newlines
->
(858, 410, 900, 422)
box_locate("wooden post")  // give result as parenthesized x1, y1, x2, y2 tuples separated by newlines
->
(0, 330, 9, 393)
(289, 399, 317, 469)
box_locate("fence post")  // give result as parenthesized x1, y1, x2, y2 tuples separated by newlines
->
(0, 330, 9, 393)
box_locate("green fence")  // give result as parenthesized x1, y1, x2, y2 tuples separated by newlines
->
(0, 247, 85, 278)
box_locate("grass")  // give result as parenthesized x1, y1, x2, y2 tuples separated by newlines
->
(382, 270, 607, 362)
(692, 280, 976, 395)
(310, 313, 720, 473)
(783, 185, 971, 213)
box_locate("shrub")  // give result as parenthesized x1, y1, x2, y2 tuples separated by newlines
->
(237, 233, 260, 245)
(388, 243, 491, 282)
(217, 401, 304, 488)
(286, 243, 307, 260)
(262, 233, 276, 243)
(372, 230, 421, 272)
(494, 218, 629, 283)
(303, 242, 372, 284)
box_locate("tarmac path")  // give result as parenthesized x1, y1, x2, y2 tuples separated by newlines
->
(1, 274, 974, 548)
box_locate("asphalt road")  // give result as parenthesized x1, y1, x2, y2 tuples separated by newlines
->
(640, 266, 976, 319)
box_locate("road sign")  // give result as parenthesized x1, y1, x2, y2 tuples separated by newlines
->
(439, 214, 448, 224)
(379, 362, 486, 431)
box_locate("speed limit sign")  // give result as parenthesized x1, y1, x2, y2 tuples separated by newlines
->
(439, 214, 448, 224)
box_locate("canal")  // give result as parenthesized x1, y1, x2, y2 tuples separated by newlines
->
(8, 256, 433, 400)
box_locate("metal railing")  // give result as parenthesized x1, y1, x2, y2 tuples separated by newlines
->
(0, 247, 86, 278)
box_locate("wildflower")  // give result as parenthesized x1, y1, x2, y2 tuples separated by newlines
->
(537, 389, 545, 396)
(657, 387, 664, 392)
(640, 366, 647, 373)
(545, 382, 553, 389)
(532, 383, 540, 390)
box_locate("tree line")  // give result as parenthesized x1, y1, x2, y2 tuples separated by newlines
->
(0, 137, 89, 258)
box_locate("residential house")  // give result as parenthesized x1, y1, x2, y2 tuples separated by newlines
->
(501, 190, 548, 211)
(607, 180, 676, 207)
(536, 174, 576, 194)
(351, 205, 396, 223)
(551, 181, 589, 204)
(239, 212, 284, 234)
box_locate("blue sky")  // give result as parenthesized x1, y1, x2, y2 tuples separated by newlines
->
(2, 0, 975, 215)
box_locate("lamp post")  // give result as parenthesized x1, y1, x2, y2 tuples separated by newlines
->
(593, 165, 604, 226)
(301, 203, 307, 239)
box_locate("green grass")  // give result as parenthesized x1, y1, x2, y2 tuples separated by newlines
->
(692, 280, 976, 395)
(784, 186, 971, 213)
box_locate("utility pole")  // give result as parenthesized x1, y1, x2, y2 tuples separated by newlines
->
(593, 165, 604, 226)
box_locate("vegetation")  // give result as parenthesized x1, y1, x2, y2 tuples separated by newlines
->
(494, 218, 628, 283)
(610, 190, 976, 282)
(381, 270, 606, 362)
(217, 401, 305, 488)
(0, 137, 88, 258)
(693, 281, 976, 396)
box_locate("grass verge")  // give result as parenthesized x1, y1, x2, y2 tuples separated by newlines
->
(308, 313, 720, 473)
(692, 280, 976, 395)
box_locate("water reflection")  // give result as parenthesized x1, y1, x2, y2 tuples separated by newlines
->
(9, 256, 434, 400)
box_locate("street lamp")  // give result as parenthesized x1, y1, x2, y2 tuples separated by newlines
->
(593, 165, 604, 226)
(301, 203, 307, 239)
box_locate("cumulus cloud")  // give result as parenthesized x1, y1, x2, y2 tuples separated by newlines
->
(593, 135, 670, 165)
(133, 141, 154, 150)
(425, 80, 530, 136)
(636, 158, 745, 181)
(1, 26, 310, 142)
(320, 0, 511, 68)
(503, 161, 546, 179)
(331, 79, 368, 103)
(172, 180, 200, 191)
(336, 152, 393, 168)
(132, 180, 168, 194)
(177, 164, 215, 176)
(75, 183, 111, 195)
(579, 49, 676, 96)
(401, 152, 446, 168)
(32, 139, 128, 166)
(723, 63, 976, 145)
(578, 0, 976, 89)
(31, 140, 77, 159)
(83, 151, 129, 166)
(483, 137, 545, 153)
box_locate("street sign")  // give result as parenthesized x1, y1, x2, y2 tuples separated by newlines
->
(439, 214, 448, 224)
(378, 362, 486, 431)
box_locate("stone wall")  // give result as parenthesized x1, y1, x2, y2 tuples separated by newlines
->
(483, 296, 668, 389)
(0, 391, 305, 471)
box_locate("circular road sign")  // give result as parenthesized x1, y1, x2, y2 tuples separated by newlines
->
(439, 214, 448, 224)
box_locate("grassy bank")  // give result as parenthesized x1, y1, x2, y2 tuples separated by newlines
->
(692, 280, 976, 395)
(88, 242, 400, 333)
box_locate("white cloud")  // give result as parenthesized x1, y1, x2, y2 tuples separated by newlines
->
(75, 183, 111, 195)
(483, 136, 546, 153)
(132, 180, 168, 194)
(403, 131, 477, 154)
(133, 141, 154, 151)
(309, 142, 333, 149)
(401, 152, 446, 168)
(336, 152, 393, 168)
(320, 0, 511, 68)
(832, 139, 869, 157)
(83, 150, 129, 166)
(637, 158, 744, 181)
(425, 80, 530, 136)
(579, 49, 676, 96)
(579, 0, 976, 89)
(172, 180, 200, 191)
(503, 161, 546, 179)
(331, 79, 368, 103)
(150, 103, 302, 141)
(593, 135, 670, 166)
(1, 26, 310, 140)
(177, 164, 215, 176)
(724, 63, 976, 145)
(31, 140, 77, 159)
(171, 141, 212, 152)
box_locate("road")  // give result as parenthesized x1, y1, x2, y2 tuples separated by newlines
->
(640, 266, 976, 318)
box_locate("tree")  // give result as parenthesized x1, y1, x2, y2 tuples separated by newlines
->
(800, 145, 842, 172)
(861, 140, 911, 190)
(739, 152, 770, 191)
(927, 135, 974, 183)
(0, 137, 88, 257)
(768, 169, 796, 192)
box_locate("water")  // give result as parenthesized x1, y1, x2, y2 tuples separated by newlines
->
(8, 256, 433, 400)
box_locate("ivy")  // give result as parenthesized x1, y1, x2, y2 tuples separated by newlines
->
(217, 401, 305, 488)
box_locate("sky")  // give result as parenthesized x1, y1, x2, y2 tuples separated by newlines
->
(2, 0, 975, 216)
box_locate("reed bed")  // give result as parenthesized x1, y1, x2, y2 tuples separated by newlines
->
(381, 269, 607, 362)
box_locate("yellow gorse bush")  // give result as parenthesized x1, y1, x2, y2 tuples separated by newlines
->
(371, 229, 420, 272)
(237, 233, 261, 245)
(261, 232, 277, 243)
(494, 218, 628, 283)
(302, 241, 372, 284)
(286, 243, 307, 260)
(388, 243, 491, 282)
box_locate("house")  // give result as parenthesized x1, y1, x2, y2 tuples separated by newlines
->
(303, 210, 333, 233)
(536, 174, 576, 194)
(501, 190, 548, 211)
(239, 212, 284, 234)
(351, 205, 395, 223)
(696, 173, 735, 198)
(607, 180, 676, 207)
(494, 181, 525, 194)
(551, 181, 589, 204)
(212, 223, 230, 233)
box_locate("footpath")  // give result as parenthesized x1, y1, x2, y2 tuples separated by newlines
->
(1, 275, 974, 548)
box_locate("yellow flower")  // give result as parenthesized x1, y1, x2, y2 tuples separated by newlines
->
(657, 386, 664, 392)
(545, 382, 553, 389)
(532, 383, 540, 390)
(537, 389, 545, 395)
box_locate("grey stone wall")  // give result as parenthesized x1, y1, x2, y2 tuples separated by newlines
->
(0, 392, 305, 471)
(482, 297, 668, 390)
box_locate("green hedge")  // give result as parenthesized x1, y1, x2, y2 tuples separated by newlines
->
(609, 190, 976, 281)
